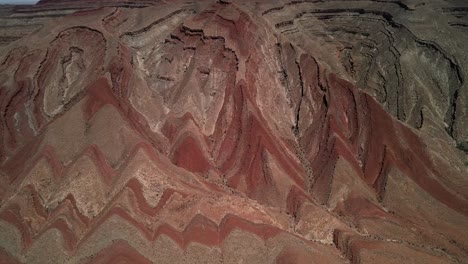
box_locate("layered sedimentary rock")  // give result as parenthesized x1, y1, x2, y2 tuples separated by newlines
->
(0, 0, 467, 263)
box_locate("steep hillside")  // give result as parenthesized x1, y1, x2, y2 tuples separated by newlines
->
(0, 0, 467, 263)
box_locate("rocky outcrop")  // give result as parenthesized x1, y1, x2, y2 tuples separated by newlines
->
(0, 0, 467, 263)
(260, 0, 468, 152)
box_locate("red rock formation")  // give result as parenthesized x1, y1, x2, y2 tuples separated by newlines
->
(0, 0, 467, 263)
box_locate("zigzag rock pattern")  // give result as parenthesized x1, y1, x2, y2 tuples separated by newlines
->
(0, 0, 467, 263)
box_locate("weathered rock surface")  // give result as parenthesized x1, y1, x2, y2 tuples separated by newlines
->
(0, 0, 467, 263)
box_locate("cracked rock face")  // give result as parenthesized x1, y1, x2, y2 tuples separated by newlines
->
(0, 0, 467, 263)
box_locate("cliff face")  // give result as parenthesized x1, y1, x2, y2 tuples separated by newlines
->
(0, 1, 467, 263)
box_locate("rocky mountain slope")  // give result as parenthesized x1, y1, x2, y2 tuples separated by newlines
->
(0, 0, 467, 263)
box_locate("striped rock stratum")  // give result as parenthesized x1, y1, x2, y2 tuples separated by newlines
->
(0, 0, 468, 263)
